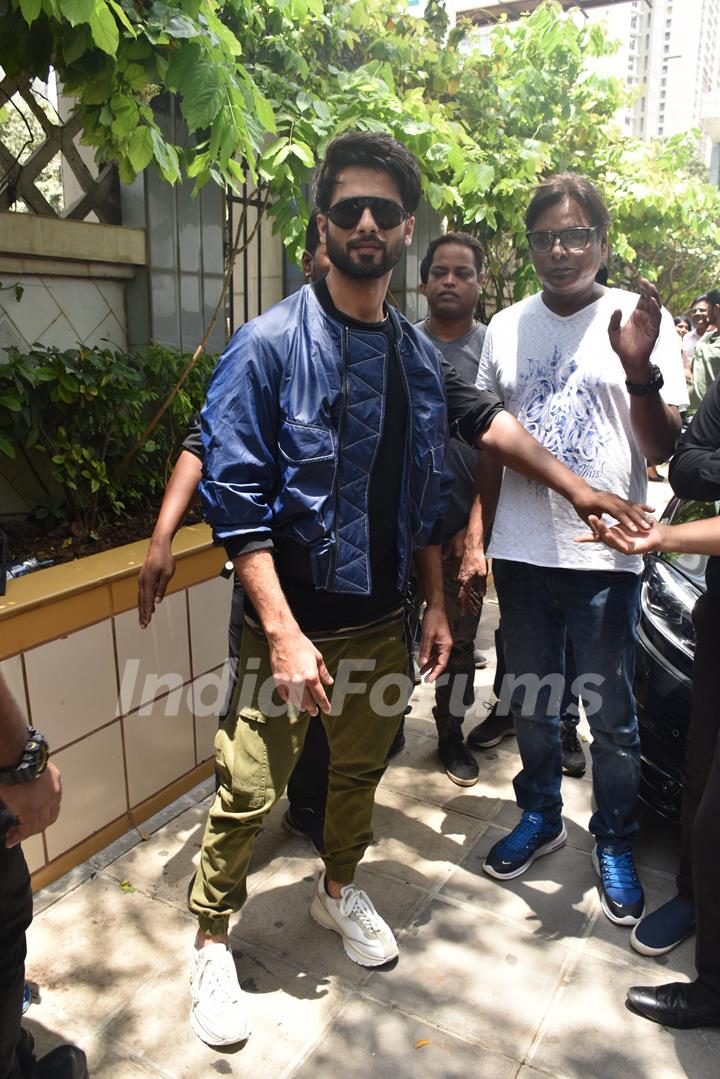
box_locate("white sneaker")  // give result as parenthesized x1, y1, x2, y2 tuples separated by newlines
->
(190, 942, 251, 1046)
(310, 873, 399, 967)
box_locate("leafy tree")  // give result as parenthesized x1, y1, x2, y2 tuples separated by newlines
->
(1, 0, 718, 313)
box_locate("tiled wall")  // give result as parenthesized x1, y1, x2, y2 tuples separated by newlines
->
(0, 559, 232, 883)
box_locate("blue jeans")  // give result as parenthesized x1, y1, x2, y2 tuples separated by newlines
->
(493, 559, 641, 843)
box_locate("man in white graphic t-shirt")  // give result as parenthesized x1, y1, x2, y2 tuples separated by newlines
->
(472, 173, 688, 926)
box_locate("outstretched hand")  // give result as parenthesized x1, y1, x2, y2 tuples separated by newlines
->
(575, 514, 664, 555)
(570, 485, 653, 532)
(607, 277, 662, 379)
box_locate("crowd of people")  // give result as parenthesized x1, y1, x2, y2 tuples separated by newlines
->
(2, 129, 719, 1076)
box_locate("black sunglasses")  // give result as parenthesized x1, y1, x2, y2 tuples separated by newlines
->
(526, 226, 599, 253)
(326, 196, 409, 231)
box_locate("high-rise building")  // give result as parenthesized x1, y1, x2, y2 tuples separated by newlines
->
(442, 0, 720, 175)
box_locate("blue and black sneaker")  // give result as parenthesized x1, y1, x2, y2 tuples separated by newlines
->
(630, 895, 695, 956)
(592, 843, 645, 925)
(483, 811, 567, 880)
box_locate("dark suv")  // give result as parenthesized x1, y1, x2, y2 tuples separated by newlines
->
(635, 497, 718, 821)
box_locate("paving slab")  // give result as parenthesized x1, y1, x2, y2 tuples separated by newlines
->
(440, 823, 598, 946)
(22, 1014, 165, 1078)
(292, 994, 518, 1079)
(364, 786, 491, 890)
(227, 858, 428, 989)
(25, 874, 194, 1034)
(528, 949, 720, 1079)
(103, 941, 349, 1079)
(364, 896, 571, 1060)
(100, 802, 295, 914)
(381, 728, 511, 822)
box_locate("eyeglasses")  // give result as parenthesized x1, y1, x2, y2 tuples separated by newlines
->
(326, 196, 409, 231)
(525, 226, 599, 253)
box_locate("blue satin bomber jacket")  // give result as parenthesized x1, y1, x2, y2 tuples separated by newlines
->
(199, 285, 452, 597)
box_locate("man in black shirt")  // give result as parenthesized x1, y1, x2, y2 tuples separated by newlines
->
(577, 375, 720, 1027)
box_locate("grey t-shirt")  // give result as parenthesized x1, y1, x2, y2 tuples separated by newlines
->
(417, 320, 487, 542)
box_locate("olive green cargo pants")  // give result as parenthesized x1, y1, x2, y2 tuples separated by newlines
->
(189, 616, 408, 935)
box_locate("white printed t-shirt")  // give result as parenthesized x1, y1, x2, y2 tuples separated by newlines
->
(476, 288, 689, 575)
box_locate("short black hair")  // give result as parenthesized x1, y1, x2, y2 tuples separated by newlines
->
(706, 288, 720, 307)
(313, 131, 421, 214)
(525, 172, 611, 242)
(420, 232, 484, 283)
(305, 209, 321, 255)
(674, 315, 690, 326)
(691, 294, 710, 308)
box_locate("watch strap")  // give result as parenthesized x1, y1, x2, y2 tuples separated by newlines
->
(625, 364, 664, 396)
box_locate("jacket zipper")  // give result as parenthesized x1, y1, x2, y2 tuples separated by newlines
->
(396, 339, 413, 587)
(329, 326, 350, 584)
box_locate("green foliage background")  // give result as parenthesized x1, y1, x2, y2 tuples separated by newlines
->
(0, 0, 719, 310)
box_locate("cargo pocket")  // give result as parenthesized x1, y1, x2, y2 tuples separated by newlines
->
(214, 706, 270, 811)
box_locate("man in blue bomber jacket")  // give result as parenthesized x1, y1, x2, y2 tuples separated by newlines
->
(188, 132, 650, 1048)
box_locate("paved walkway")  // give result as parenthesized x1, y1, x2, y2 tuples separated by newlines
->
(22, 575, 720, 1078)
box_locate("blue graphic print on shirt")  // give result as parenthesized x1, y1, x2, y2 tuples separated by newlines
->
(511, 346, 611, 482)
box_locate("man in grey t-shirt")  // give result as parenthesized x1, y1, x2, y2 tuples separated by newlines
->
(417, 233, 487, 786)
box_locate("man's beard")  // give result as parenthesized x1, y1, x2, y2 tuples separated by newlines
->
(326, 231, 405, 280)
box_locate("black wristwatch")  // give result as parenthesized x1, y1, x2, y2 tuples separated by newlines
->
(0, 728, 49, 785)
(625, 364, 664, 396)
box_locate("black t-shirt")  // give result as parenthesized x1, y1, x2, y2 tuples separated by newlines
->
(274, 278, 405, 631)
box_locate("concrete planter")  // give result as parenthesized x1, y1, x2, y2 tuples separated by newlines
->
(0, 525, 231, 890)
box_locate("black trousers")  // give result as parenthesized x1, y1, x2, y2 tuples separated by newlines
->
(0, 844, 33, 1079)
(694, 718, 720, 997)
(677, 591, 720, 900)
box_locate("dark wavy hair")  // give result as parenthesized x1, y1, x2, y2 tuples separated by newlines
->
(313, 131, 421, 214)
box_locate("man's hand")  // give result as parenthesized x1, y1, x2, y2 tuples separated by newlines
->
(570, 484, 653, 532)
(268, 630, 333, 717)
(1, 762, 62, 847)
(418, 604, 453, 684)
(457, 537, 487, 616)
(608, 277, 662, 379)
(138, 539, 175, 628)
(576, 514, 665, 556)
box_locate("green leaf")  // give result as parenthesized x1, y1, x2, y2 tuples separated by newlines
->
(14, 285, 23, 303)
(127, 126, 154, 173)
(106, 0, 136, 36)
(0, 394, 22, 410)
(149, 127, 181, 183)
(61, 0, 95, 26)
(110, 93, 138, 139)
(0, 436, 15, 459)
(289, 141, 315, 168)
(18, 0, 42, 26)
(63, 26, 89, 65)
(88, 2, 120, 57)
(253, 89, 277, 136)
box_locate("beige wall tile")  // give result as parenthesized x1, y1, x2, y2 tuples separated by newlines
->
(45, 723, 127, 861)
(123, 693, 195, 807)
(24, 620, 118, 749)
(0, 655, 29, 722)
(191, 663, 230, 764)
(22, 833, 46, 874)
(114, 590, 190, 714)
(187, 575, 233, 676)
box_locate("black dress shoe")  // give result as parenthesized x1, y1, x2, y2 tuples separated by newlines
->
(36, 1045, 89, 1078)
(627, 982, 720, 1029)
